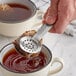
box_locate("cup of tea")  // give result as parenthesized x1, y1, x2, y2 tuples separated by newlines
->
(0, 43, 64, 76)
(0, 0, 41, 37)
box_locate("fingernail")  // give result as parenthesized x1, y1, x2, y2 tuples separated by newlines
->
(46, 16, 56, 24)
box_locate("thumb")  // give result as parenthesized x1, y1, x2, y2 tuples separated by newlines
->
(43, 0, 59, 24)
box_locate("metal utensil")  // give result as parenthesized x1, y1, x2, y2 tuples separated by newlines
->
(19, 24, 52, 54)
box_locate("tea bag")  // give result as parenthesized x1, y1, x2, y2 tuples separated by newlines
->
(0, 4, 11, 11)
(13, 30, 42, 58)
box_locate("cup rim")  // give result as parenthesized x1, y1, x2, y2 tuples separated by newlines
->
(0, 0, 37, 24)
(0, 43, 52, 74)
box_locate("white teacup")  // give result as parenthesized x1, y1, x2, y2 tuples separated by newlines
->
(0, 0, 41, 37)
(0, 43, 64, 76)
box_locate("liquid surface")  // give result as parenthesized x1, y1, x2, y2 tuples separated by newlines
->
(0, 3, 32, 23)
(3, 48, 47, 73)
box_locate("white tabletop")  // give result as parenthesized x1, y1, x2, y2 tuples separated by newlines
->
(43, 33, 76, 76)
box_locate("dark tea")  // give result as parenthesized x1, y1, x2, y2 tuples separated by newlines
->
(3, 48, 47, 73)
(0, 3, 32, 23)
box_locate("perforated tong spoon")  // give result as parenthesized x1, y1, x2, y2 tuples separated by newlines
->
(19, 24, 52, 54)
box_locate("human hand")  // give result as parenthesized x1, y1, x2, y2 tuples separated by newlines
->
(43, 0, 76, 33)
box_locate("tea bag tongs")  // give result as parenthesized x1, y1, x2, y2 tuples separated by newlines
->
(19, 24, 52, 54)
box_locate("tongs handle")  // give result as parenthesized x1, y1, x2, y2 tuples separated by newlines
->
(33, 24, 53, 41)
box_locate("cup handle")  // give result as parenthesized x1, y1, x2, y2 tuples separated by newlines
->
(48, 57, 64, 76)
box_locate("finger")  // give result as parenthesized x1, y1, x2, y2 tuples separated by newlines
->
(43, 0, 59, 18)
(50, 17, 70, 33)
(43, 0, 59, 24)
(51, 0, 59, 8)
(75, 0, 76, 8)
(73, 10, 76, 20)
(71, 0, 76, 20)
(43, 7, 57, 24)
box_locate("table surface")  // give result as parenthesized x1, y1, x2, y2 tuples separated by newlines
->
(0, 0, 76, 76)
